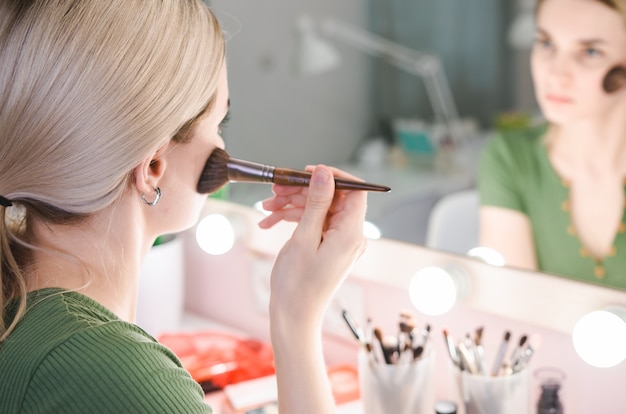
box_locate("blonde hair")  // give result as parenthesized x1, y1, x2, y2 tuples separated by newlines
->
(0, 1, 225, 341)
(537, 0, 626, 23)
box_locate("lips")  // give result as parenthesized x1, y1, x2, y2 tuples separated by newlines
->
(545, 93, 572, 104)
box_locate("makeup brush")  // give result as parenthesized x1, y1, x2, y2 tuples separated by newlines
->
(443, 329, 461, 369)
(412, 345, 424, 361)
(603, 65, 626, 93)
(373, 327, 393, 364)
(512, 345, 534, 373)
(490, 330, 511, 376)
(197, 148, 391, 194)
(342, 308, 364, 343)
(507, 334, 528, 369)
(473, 326, 486, 375)
(457, 338, 477, 375)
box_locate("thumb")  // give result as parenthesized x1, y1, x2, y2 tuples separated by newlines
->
(295, 165, 335, 240)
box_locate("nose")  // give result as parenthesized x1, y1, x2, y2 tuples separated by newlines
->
(545, 54, 572, 85)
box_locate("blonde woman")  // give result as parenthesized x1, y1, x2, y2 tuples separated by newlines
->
(479, 0, 626, 290)
(0, 1, 367, 412)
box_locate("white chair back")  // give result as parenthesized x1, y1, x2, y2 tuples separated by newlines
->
(425, 189, 479, 255)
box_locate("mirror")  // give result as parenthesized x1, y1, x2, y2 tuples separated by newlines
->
(187, 199, 626, 411)
(210, 0, 624, 292)
(191, 199, 626, 335)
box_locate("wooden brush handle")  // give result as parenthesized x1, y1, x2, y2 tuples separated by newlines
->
(273, 168, 390, 192)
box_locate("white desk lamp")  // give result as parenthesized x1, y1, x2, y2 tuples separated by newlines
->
(508, 0, 536, 50)
(293, 15, 466, 147)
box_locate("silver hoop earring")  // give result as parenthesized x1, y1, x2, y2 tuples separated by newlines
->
(141, 187, 161, 207)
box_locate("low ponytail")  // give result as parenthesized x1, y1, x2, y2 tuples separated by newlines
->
(0, 204, 27, 343)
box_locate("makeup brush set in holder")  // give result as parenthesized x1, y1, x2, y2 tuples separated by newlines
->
(444, 327, 534, 414)
(342, 309, 436, 414)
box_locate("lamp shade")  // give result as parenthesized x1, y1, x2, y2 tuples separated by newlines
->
(292, 15, 341, 76)
(508, 10, 535, 50)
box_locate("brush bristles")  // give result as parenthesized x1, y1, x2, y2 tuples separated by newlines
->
(197, 148, 231, 194)
(603, 65, 626, 93)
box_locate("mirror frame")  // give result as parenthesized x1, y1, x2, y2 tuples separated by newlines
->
(198, 199, 626, 336)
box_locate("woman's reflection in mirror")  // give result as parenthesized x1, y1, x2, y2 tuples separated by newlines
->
(478, 0, 626, 290)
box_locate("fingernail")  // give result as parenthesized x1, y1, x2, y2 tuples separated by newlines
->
(313, 166, 330, 185)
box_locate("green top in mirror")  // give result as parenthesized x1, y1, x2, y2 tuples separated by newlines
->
(479, 125, 626, 291)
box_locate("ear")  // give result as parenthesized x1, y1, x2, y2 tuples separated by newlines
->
(132, 145, 169, 196)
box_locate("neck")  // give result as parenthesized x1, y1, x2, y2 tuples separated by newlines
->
(26, 195, 152, 322)
(548, 106, 626, 177)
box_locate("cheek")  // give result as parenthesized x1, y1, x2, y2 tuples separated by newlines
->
(530, 58, 547, 90)
(182, 142, 213, 188)
(578, 71, 610, 104)
(530, 50, 544, 76)
(191, 136, 223, 180)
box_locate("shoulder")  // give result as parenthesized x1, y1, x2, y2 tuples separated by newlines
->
(27, 321, 211, 413)
(481, 125, 546, 164)
(1, 290, 211, 413)
(49, 321, 186, 384)
(478, 124, 548, 212)
(479, 124, 548, 183)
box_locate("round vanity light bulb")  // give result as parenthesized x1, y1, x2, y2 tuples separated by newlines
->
(572, 309, 626, 368)
(409, 266, 457, 316)
(196, 213, 236, 255)
(467, 246, 506, 267)
(363, 221, 381, 240)
(254, 200, 271, 216)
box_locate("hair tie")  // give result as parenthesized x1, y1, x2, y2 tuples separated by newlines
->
(0, 195, 13, 208)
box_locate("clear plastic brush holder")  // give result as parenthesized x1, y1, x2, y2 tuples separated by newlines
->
(460, 368, 530, 414)
(357, 349, 435, 414)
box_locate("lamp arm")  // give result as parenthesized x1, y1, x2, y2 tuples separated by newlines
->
(424, 70, 464, 145)
(321, 18, 439, 75)
(320, 17, 465, 146)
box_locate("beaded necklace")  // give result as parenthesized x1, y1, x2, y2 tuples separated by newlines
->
(560, 178, 625, 279)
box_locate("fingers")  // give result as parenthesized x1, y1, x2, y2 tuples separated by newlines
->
(263, 167, 362, 210)
(257, 165, 368, 233)
(270, 184, 306, 197)
(317, 182, 367, 254)
(262, 193, 307, 212)
(258, 190, 307, 229)
(291, 165, 335, 242)
(257, 207, 303, 229)
(305, 165, 362, 181)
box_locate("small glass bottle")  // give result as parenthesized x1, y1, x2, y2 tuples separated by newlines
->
(535, 367, 566, 414)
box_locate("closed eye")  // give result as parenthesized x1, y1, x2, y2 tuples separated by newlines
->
(579, 39, 606, 60)
(534, 37, 553, 50)
(583, 46, 603, 58)
(218, 111, 231, 135)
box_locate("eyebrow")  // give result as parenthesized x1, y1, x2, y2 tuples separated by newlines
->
(579, 39, 607, 47)
(536, 27, 608, 46)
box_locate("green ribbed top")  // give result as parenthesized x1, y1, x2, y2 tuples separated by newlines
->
(0, 288, 212, 413)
